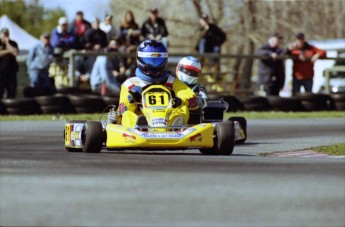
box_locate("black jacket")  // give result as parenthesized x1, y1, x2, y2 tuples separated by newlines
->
(196, 23, 226, 52)
(256, 43, 285, 88)
(84, 28, 108, 48)
(141, 17, 168, 38)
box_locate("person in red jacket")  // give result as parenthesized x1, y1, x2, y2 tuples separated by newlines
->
(284, 33, 326, 96)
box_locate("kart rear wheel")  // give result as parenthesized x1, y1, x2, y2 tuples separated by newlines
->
(229, 116, 247, 144)
(64, 120, 86, 152)
(81, 121, 103, 153)
(200, 121, 235, 155)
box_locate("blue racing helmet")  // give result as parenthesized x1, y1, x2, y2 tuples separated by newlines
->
(136, 40, 168, 82)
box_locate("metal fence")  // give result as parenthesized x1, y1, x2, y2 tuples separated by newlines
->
(47, 51, 345, 97)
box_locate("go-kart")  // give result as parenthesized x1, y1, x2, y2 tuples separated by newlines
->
(188, 97, 247, 144)
(64, 84, 238, 155)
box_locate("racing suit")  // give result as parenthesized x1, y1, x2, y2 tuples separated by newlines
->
(118, 72, 198, 128)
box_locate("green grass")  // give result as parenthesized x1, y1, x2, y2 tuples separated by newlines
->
(0, 111, 344, 121)
(312, 143, 345, 156)
(224, 111, 345, 119)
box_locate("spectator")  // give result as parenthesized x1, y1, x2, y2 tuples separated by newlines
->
(50, 17, 76, 51)
(196, 14, 226, 54)
(27, 32, 54, 88)
(256, 33, 285, 96)
(0, 28, 19, 99)
(284, 33, 326, 96)
(74, 44, 97, 87)
(120, 10, 141, 47)
(69, 11, 91, 50)
(100, 14, 118, 43)
(141, 8, 169, 48)
(84, 17, 108, 49)
(90, 39, 126, 95)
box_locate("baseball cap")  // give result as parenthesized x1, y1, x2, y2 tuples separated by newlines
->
(41, 31, 50, 38)
(0, 27, 9, 34)
(200, 13, 209, 20)
(58, 17, 68, 25)
(296, 32, 305, 39)
(272, 32, 283, 39)
(150, 7, 158, 14)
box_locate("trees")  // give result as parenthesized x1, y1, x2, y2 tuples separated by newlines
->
(1, 0, 65, 38)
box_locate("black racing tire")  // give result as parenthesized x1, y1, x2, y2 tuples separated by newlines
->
(208, 93, 223, 101)
(36, 95, 76, 114)
(241, 96, 272, 111)
(64, 120, 87, 152)
(81, 121, 103, 153)
(40, 105, 66, 114)
(200, 121, 235, 155)
(102, 95, 120, 107)
(22, 86, 55, 97)
(223, 95, 244, 112)
(2, 98, 41, 115)
(229, 116, 247, 144)
(56, 87, 92, 95)
(68, 95, 106, 113)
(330, 94, 345, 110)
(0, 101, 7, 115)
(297, 93, 332, 111)
(267, 96, 302, 112)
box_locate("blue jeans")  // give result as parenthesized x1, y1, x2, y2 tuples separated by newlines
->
(29, 70, 50, 87)
(292, 78, 313, 96)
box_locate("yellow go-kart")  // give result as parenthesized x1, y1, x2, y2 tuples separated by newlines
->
(64, 85, 236, 155)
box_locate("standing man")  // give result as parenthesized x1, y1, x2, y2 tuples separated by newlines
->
(0, 28, 19, 98)
(284, 33, 326, 96)
(256, 33, 285, 96)
(196, 14, 226, 54)
(27, 32, 54, 88)
(141, 8, 169, 48)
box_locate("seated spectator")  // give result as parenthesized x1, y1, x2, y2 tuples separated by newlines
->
(50, 17, 76, 51)
(84, 17, 108, 49)
(256, 33, 285, 96)
(141, 8, 169, 48)
(0, 28, 19, 99)
(100, 14, 118, 43)
(27, 32, 54, 88)
(120, 10, 141, 47)
(90, 39, 126, 95)
(69, 11, 91, 50)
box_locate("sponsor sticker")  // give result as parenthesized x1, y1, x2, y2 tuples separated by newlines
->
(122, 132, 136, 143)
(188, 97, 198, 108)
(141, 133, 184, 139)
(189, 133, 202, 142)
(151, 117, 167, 126)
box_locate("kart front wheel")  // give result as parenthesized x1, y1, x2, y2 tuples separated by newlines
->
(229, 116, 247, 144)
(64, 120, 86, 152)
(81, 121, 103, 153)
(200, 121, 235, 155)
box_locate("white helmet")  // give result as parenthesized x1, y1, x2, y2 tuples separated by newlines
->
(176, 56, 202, 85)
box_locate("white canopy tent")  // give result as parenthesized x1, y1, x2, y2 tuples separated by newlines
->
(0, 15, 40, 53)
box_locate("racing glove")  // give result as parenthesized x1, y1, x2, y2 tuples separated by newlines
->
(128, 86, 142, 103)
(172, 97, 182, 108)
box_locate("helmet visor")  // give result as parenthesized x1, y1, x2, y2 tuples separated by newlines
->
(179, 66, 200, 77)
(138, 51, 168, 69)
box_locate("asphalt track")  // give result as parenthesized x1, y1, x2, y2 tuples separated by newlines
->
(0, 119, 344, 226)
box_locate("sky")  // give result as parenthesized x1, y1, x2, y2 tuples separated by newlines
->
(35, 0, 111, 21)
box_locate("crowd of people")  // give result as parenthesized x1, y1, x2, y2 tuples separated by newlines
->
(0, 7, 327, 99)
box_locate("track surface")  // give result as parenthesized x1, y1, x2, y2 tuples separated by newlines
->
(0, 119, 344, 226)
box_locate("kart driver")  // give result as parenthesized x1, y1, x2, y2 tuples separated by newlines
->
(115, 40, 198, 128)
(176, 56, 208, 109)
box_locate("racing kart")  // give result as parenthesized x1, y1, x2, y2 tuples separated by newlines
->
(64, 84, 244, 155)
